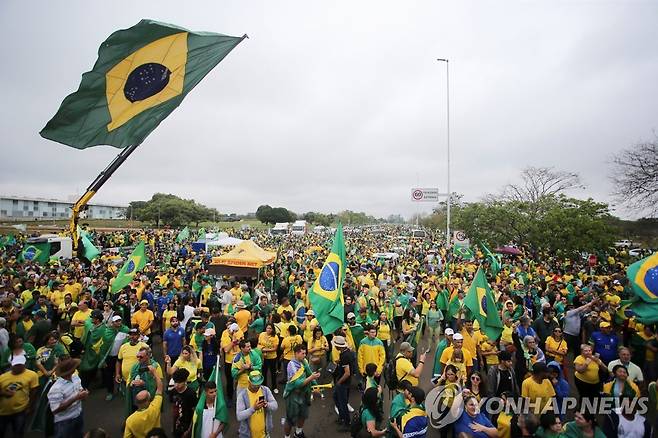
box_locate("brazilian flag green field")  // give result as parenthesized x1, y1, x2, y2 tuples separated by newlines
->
(41, 19, 245, 149)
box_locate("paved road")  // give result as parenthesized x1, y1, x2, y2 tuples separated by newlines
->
(27, 335, 442, 438)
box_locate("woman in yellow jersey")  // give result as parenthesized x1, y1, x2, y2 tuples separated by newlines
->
(307, 327, 328, 373)
(165, 345, 201, 392)
(574, 344, 607, 401)
(279, 325, 303, 382)
(258, 323, 279, 392)
(161, 301, 177, 333)
(375, 311, 392, 362)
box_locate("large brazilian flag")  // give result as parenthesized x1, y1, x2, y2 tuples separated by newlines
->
(110, 241, 147, 293)
(41, 19, 246, 149)
(628, 251, 658, 303)
(309, 224, 346, 334)
(463, 267, 503, 340)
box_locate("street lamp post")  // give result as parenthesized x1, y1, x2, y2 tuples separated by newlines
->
(437, 58, 451, 247)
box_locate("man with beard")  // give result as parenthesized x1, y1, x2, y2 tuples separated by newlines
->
(163, 316, 186, 365)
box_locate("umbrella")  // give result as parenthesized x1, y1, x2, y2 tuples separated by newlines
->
(494, 246, 523, 256)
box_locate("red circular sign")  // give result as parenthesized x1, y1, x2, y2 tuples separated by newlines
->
(588, 255, 597, 267)
(412, 190, 423, 200)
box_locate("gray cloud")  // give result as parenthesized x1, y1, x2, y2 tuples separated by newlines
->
(1, 0, 657, 219)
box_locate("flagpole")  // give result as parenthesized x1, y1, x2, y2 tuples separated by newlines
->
(437, 59, 450, 248)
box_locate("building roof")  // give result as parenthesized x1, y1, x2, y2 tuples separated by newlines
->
(0, 195, 126, 208)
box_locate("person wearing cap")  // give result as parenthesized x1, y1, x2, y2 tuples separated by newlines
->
(390, 386, 428, 438)
(0, 354, 39, 437)
(234, 301, 251, 335)
(26, 308, 52, 349)
(123, 360, 163, 438)
(220, 322, 244, 402)
(116, 328, 148, 385)
(439, 333, 474, 376)
(589, 320, 619, 365)
(394, 342, 427, 388)
(487, 350, 520, 397)
(236, 370, 278, 438)
(300, 310, 318, 343)
(71, 301, 91, 340)
(521, 362, 556, 414)
(47, 358, 88, 438)
(432, 328, 454, 376)
(346, 311, 366, 349)
(331, 335, 355, 430)
(132, 300, 155, 338)
(100, 314, 129, 401)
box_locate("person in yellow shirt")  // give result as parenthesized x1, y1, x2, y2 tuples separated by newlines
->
(257, 323, 280, 391)
(521, 362, 556, 414)
(544, 328, 568, 365)
(221, 323, 244, 401)
(49, 282, 67, 309)
(116, 329, 148, 382)
(71, 301, 92, 339)
(307, 327, 328, 373)
(131, 300, 155, 336)
(63, 277, 82, 302)
(574, 344, 607, 400)
(280, 325, 303, 379)
(300, 310, 318, 343)
(234, 301, 251, 334)
(230, 282, 243, 302)
(0, 355, 39, 436)
(124, 363, 163, 438)
(394, 342, 427, 388)
(439, 334, 474, 374)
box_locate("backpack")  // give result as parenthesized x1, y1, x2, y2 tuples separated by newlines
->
(385, 355, 407, 391)
(349, 406, 364, 437)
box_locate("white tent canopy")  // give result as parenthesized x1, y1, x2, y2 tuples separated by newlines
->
(206, 235, 244, 247)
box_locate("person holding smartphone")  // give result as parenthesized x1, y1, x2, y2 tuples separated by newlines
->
(236, 370, 278, 438)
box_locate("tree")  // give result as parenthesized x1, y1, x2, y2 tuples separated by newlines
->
(501, 166, 584, 203)
(610, 137, 658, 217)
(255, 205, 296, 224)
(129, 193, 217, 227)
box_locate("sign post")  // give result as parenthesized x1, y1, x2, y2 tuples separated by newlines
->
(411, 188, 441, 202)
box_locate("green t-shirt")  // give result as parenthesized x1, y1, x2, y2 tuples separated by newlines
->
(361, 407, 377, 427)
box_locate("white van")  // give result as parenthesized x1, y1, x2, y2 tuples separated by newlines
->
(291, 220, 308, 236)
(25, 234, 73, 260)
(270, 222, 290, 236)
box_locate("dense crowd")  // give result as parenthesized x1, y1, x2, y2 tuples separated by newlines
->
(0, 225, 655, 438)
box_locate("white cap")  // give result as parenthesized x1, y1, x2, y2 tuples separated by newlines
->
(453, 333, 464, 341)
(347, 312, 356, 319)
(111, 315, 122, 322)
(444, 328, 454, 336)
(229, 323, 240, 332)
(11, 355, 26, 366)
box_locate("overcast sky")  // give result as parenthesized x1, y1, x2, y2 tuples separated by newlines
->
(1, 1, 657, 219)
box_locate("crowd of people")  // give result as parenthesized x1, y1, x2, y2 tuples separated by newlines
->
(0, 225, 656, 438)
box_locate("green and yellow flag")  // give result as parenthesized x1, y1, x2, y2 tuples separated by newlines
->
(176, 226, 190, 243)
(19, 243, 50, 265)
(463, 267, 503, 340)
(453, 245, 474, 260)
(111, 241, 147, 293)
(41, 20, 246, 149)
(309, 224, 346, 334)
(192, 357, 228, 438)
(627, 251, 658, 303)
(480, 242, 501, 276)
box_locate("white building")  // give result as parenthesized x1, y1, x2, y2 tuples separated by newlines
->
(0, 196, 126, 220)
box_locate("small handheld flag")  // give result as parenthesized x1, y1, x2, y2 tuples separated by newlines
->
(463, 267, 503, 340)
(111, 241, 147, 293)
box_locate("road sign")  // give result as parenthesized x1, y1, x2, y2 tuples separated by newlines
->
(588, 254, 597, 267)
(453, 230, 470, 247)
(411, 188, 439, 202)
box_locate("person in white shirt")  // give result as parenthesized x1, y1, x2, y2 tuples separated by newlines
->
(200, 381, 225, 438)
(48, 358, 89, 438)
(608, 347, 644, 386)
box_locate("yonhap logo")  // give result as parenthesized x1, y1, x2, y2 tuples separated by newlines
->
(426, 384, 464, 429)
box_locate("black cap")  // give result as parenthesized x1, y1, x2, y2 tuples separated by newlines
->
(498, 351, 512, 361)
(532, 362, 548, 374)
(91, 310, 103, 320)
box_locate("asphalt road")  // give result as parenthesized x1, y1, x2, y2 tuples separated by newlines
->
(25, 333, 443, 438)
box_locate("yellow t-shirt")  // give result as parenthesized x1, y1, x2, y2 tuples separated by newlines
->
(501, 326, 514, 344)
(118, 341, 148, 381)
(234, 354, 253, 389)
(49, 290, 65, 308)
(72, 309, 91, 339)
(0, 369, 39, 415)
(460, 329, 478, 358)
(574, 355, 600, 384)
(440, 346, 474, 367)
(20, 290, 33, 305)
(172, 358, 200, 383)
(132, 309, 155, 335)
(497, 410, 512, 438)
(545, 336, 568, 363)
(64, 283, 82, 301)
(124, 394, 163, 438)
(235, 309, 251, 333)
(221, 330, 244, 364)
(308, 337, 328, 361)
(162, 310, 177, 331)
(246, 387, 266, 438)
(480, 341, 499, 365)
(258, 333, 279, 360)
(281, 335, 303, 361)
(521, 377, 556, 413)
(395, 354, 417, 386)
(377, 323, 391, 342)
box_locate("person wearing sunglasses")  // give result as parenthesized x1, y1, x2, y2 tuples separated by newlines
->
(464, 371, 487, 403)
(544, 327, 568, 366)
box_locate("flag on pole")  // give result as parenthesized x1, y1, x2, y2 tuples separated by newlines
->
(627, 251, 658, 303)
(41, 19, 246, 149)
(308, 224, 346, 334)
(78, 227, 101, 261)
(463, 267, 503, 340)
(453, 245, 474, 260)
(176, 226, 190, 243)
(192, 357, 228, 438)
(110, 241, 147, 293)
(480, 242, 501, 275)
(447, 288, 462, 318)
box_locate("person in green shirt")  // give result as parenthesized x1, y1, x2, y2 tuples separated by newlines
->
(360, 387, 387, 436)
(561, 412, 606, 438)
